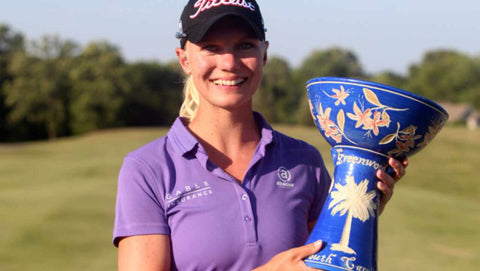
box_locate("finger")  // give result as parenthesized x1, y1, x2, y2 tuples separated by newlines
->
(376, 177, 392, 215)
(377, 178, 392, 194)
(389, 157, 406, 181)
(377, 167, 397, 215)
(377, 169, 395, 189)
(376, 170, 393, 203)
(402, 157, 409, 168)
(377, 179, 393, 205)
(291, 240, 323, 259)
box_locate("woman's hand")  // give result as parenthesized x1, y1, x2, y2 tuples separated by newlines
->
(376, 157, 408, 214)
(253, 240, 325, 271)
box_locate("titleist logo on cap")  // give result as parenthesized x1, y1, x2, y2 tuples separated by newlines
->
(190, 0, 256, 19)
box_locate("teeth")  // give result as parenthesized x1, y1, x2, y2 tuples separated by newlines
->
(213, 79, 245, 86)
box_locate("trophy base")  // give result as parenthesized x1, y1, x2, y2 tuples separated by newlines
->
(304, 146, 385, 271)
(304, 260, 359, 271)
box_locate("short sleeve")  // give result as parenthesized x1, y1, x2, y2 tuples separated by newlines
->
(113, 157, 170, 247)
(308, 150, 332, 223)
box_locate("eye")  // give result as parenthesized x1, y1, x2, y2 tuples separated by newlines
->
(202, 44, 219, 52)
(237, 42, 255, 50)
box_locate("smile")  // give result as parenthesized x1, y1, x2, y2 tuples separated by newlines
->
(212, 78, 246, 86)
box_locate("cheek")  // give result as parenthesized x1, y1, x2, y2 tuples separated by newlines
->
(246, 58, 264, 78)
(244, 54, 265, 71)
(190, 57, 213, 75)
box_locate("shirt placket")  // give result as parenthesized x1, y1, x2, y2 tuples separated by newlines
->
(198, 140, 267, 247)
(234, 177, 257, 246)
(212, 166, 259, 246)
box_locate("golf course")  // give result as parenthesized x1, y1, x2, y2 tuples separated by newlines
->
(1, 125, 478, 270)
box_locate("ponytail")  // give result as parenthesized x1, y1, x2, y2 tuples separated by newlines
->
(179, 75, 199, 121)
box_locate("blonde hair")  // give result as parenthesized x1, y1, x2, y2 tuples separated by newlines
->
(179, 75, 199, 120)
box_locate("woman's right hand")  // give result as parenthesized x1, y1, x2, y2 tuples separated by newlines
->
(253, 240, 324, 271)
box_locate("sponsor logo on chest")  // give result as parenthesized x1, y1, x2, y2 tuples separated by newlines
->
(166, 181, 213, 207)
(276, 166, 295, 189)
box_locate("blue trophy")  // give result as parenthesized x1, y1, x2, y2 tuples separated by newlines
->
(304, 77, 448, 271)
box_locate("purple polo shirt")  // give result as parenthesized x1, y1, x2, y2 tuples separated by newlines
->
(113, 113, 331, 270)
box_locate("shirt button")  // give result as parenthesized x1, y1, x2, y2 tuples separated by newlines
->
(241, 194, 248, 201)
(244, 216, 252, 222)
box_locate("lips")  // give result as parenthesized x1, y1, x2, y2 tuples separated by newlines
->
(212, 78, 246, 86)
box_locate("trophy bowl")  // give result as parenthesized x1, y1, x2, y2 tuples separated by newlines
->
(304, 77, 448, 271)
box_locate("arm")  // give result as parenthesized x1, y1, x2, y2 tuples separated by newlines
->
(118, 234, 171, 271)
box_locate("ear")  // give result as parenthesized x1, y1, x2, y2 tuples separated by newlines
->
(262, 41, 269, 67)
(176, 47, 191, 74)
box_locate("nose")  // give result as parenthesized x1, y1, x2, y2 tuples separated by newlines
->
(218, 51, 238, 71)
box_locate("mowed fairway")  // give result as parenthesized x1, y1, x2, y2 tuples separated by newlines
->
(1, 125, 479, 270)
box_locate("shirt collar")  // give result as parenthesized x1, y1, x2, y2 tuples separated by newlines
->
(253, 111, 275, 156)
(167, 112, 275, 158)
(167, 117, 199, 157)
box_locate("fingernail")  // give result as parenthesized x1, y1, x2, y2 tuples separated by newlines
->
(313, 240, 323, 248)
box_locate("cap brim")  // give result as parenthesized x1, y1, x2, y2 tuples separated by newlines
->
(186, 13, 264, 44)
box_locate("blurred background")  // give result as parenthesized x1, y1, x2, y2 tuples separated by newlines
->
(0, 1, 479, 270)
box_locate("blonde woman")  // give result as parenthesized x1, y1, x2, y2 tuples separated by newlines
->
(113, 1, 407, 270)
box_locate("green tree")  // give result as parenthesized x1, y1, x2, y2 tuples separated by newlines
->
(0, 24, 24, 84)
(464, 56, 480, 109)
(0, 24, 24, 141)
(69, 41, 128, 134)
(120, 61, 183, 126)
(254, 55, 297, 123)
(407, 50, 480, 104)
(4, 35, 77, 139)
(370, 71, 408, 91)
(295, 47, 365, 125)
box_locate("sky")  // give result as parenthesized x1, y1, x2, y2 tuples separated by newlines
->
(1, 0, 479, 75)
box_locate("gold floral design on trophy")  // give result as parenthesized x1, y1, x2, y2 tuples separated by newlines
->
(311, 87, 411, 147)
(380, 123, 422, 157)
(416, 119, 446, 149)
(345, 88, 408, 138)
(323, 85, 350, 106)
(315, 103, 356, 145)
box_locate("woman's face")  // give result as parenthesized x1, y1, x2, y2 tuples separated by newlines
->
(176, 16, 268, 113)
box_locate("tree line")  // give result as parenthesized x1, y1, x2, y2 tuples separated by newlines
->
(1, 24, 479, 142)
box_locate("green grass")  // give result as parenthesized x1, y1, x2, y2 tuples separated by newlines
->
(0, 125, 479, 270)
(0, 128, 168, 271)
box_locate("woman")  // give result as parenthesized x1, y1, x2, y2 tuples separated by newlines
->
(113, 1, 407, 270)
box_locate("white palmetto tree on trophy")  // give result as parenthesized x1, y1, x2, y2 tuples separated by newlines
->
(328, 175, 377, 254)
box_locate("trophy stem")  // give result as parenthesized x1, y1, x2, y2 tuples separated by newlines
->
(305, 146, 389, 271)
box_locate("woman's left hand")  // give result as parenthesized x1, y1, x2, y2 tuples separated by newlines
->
(376, 157, 408, 215)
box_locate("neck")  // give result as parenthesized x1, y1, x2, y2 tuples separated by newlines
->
(186, 105, 261, 182)
(188, 106, 260, 150)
